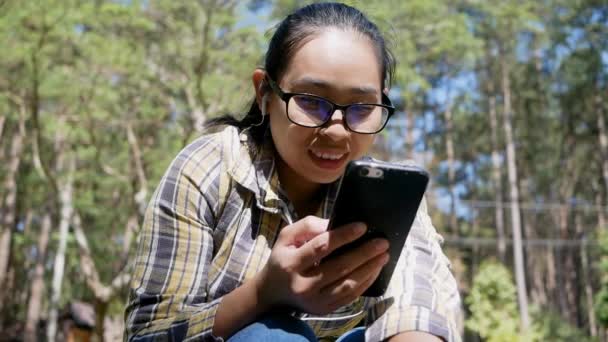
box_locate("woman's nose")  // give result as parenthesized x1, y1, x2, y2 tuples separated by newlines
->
(320, 110, 350, 141)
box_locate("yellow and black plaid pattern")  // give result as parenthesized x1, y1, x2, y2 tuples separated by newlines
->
(125, 126, 462, 341)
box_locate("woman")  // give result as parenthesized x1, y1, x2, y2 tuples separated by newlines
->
(125, 3, 461, 341)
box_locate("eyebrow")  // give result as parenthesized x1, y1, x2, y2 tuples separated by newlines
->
(289, 76, 379, 95)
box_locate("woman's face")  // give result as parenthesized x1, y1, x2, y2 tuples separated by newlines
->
(266, 29, 384, 187)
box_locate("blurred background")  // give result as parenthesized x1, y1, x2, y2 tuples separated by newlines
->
(1, 0, 607, 341)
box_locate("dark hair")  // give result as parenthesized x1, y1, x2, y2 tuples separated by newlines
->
(205, 2, 396, 144)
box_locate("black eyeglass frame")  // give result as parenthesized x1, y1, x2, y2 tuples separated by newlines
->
(265, 77, 395, 134)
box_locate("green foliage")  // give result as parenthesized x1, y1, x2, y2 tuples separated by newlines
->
(531, 306, 596, 342)
(465, 261, 525, 342)
(466, 262, 595, 341)
(0, 0, 264, 329)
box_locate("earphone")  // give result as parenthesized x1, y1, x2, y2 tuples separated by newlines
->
(251, 93, 269, 127)
(244, 81, 269, 130)
(261, 93, 269, 117)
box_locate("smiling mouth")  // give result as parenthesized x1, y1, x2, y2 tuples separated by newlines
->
(308, 149, 349, 171)
(310, 150, 347, 160)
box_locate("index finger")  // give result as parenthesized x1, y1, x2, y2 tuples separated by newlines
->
(295, 222, 367, 269)
(276, 216, 329, 248)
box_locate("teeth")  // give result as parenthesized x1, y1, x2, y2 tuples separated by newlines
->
(312, 150, 345, 160)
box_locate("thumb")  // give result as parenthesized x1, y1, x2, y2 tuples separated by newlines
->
(277, 216, 328, 248)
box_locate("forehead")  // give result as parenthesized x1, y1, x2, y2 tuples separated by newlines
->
(282, 29, 383, 92)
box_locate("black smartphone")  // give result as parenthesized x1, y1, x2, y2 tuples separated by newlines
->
(325, 158, 429, 297)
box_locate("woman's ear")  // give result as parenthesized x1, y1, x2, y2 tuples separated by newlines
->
(252, 68, 267, 111)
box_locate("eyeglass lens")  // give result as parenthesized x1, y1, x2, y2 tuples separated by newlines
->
(289, 95, 388, 133)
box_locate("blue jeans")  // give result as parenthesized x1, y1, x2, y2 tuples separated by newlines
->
(228, 315, 365, 342)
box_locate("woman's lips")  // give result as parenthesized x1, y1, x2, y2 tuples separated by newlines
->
(308, 149, 349, 170)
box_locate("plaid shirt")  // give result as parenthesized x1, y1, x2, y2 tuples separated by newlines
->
(125, 126, 462, 342)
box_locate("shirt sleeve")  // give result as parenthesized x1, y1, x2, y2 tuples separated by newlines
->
(124, 137, 226, 342)
(364, 197, 463, 342)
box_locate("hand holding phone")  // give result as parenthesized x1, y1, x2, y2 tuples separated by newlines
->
(257, 216, 389, 315)
(325, 159, 429, 297)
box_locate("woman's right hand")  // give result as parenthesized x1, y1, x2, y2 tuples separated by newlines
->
(255, 215, 390, 315)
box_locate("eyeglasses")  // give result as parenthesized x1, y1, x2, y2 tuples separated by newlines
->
(266, 77, 395, 134)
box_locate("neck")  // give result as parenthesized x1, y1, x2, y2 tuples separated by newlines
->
(276, 158, 324, 217)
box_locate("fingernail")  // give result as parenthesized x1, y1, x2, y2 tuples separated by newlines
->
(375, 239, 389, 251)
(355, 223, 367, 235)
(382, 254, 390, 265)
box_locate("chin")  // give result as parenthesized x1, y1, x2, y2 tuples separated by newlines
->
(307, 170, 344, 185)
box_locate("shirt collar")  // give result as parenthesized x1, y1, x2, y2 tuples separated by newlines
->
(223, 125, 342, 218)
(224, 126, 282, 213)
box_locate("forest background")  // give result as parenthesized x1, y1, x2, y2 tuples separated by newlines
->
(1, 0, 607, 341)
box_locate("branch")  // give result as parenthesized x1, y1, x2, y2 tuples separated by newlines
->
(118, 214, 138, 272)
(0, 101, 26, 227)
(31, 132, 47, 180)
(73, 211, 134, 302)
(2, 93, 22, 164)
(126, 123, 148, 215)
(110, 262, 132, 294)
(2, 92, 28, 176)
(30, 41, 59, 196)
(27, 3, 75, 194)
(77, 69, 129, 182)
(146, 59, 181, 99)
(100, 164, 129, 182)
(0, 114, 5, 144)
(195, 2, 213, 111)
(557, 133, 581, 201)
(72, 212, 112, 301)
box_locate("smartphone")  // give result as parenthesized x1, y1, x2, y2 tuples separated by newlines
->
(325, 158, 429, 297)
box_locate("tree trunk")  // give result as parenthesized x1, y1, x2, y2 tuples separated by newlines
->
(594, 187, 605, 338)
(119, 214, 139, 271)
(557, 204, 578, 324)
(0, 113, 26, 315)
(554, 137, 581, 325)
(22, 209, 33, 236)
(18, 211, 34, 307)
(484, 43, 507, 263)
(444, 102, 457, 236)
(500, 55, 530, 331)
(471, 206, 480, 268)
(488, 91, 506, 262)
(24, 212, 52, 342)
(94, 300, 108, 342)
(183, 86, 207, 146)
(403, 99, 416, 160)
(596, 184, 606, 229)
(421, 106, 432, 166)
(0, 115, 5, 143)
(530, 246, 548, 307)
(576, 211, 597, 337)
(519, 179, 547, 306)
(3, 265, 15, 328)
(546, 239, 558, 288)
(71, 212, 133, 340)
(46, 156, 75, 342)
(597, 94, 608, 195)
(525, 37, 550, 311)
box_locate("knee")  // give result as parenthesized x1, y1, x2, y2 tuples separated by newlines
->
(228, 314, 317, 342)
